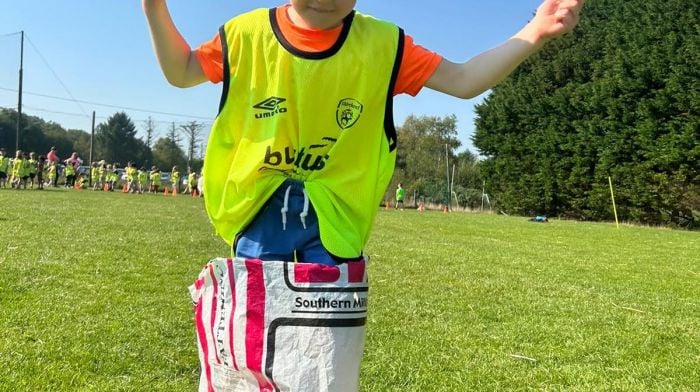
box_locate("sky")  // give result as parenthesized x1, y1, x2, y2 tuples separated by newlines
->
(0, 0, 545, 154)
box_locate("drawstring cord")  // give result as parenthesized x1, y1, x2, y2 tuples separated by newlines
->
(300, 188, 309, 230)
(280, 185, 292, 231)
(280, 183, 310, 230)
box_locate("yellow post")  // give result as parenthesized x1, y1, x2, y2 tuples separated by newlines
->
(608, 176, 620, 229)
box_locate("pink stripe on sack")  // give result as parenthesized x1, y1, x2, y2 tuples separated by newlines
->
(347, 260, 366, 283)
(245, 259, 275, 391)
(194, 276, 205, 290)
(294, 263, 341, 283)
(195, 296, 214, 392)
(208, 265, 222, 365)
(226, 258, 239, 371)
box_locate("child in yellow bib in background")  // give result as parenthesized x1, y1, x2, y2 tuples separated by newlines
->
(170, 166, 180, 194)
(144, 0, 584, 264)
(149, 166, 161, 193)
(137, 167, 147, 194)
(185, 167, 196, 195)
(0, 148, 10, 189)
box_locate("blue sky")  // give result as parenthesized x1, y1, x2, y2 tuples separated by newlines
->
(0, 0, 544, 154)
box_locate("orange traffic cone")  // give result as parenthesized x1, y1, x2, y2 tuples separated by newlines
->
(163, 187, 169, 195)
(192, 189, 198, 198)
(103, 183, 109, 192)
(443, 205, 449, 213)
(172, 186, 178, 196)
(122, 183, 128, 193)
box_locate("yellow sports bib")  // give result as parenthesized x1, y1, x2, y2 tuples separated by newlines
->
(204, 8, 404, 257)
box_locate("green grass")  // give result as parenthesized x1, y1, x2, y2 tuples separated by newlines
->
(0, 189, 698, 391)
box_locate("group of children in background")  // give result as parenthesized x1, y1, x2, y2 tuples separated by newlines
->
(0, 148, 200, 196)
(0, 148, 46, 190)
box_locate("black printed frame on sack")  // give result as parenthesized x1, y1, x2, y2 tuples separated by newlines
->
(258, 262, 369, 391)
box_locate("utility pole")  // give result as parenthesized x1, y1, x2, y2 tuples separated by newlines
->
(451, 163, 457, 209)
(445, 144, 450, 211)
(16, 30, 24, 151)
(89, 111, 95, 186)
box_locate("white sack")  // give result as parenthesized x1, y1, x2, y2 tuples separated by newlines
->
(189, 258, 369, 392)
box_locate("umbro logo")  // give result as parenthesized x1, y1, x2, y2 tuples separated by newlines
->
(254, 97, 288, 119)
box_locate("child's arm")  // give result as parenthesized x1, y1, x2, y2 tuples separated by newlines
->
(143, 0, 206, 87)
(425, 0, 584, 99)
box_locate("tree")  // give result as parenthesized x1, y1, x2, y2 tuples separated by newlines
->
(392, 115, 463, 205)
(0, 108, 84, 159)
(473, 0, 699, 227)
(95, 112, 150, 166)
(179, 121, 204, 165)
(68, 129, 91, 162)
(453, 150, 483, 209)
(143, 116, 157, 150)
(167, 122, 181, 146)
(152, 137, 187, 171)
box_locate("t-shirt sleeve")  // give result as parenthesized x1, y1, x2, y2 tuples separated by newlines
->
(194, 30, 442, 93)
(194, 33, 225, 84)
(393, 34, 443, 97)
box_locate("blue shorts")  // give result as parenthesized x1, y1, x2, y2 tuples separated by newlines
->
(234, 179, 361, 266)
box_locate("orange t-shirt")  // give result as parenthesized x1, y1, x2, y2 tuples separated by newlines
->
(195, 5, 442, 96)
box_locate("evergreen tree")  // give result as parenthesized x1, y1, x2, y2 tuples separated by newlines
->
(95, 112, 149, 165)
(473, 0, 699, 227)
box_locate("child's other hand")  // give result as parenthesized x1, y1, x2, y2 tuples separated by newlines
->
(530, 0, 585, 42)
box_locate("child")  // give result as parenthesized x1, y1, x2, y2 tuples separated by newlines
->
(185, 167, 196, 195)
(170, 165, 180, 194)
(110, 163, 120, 191)
(0, 148, 9, 189)
(94, 160, 106, 191)
(77, 174, 88, 189)
(145, 0, 584, 389)
(126, 161, 138, 193)
(103, 164, 113, 191)
(20, 151, 31, 189)
(63, 159, 76, 189)
(395, 182, 405, 210)
(27, 152, 38, 189)
(46, 161, 57, 188)
(10, 150, 25, 189)
(90, 162, 99, 190)
(145, 0, 583, 264)
(137, 167, 147, 194)
(36, 156, 46, 190)
(149, 166, 161, 193)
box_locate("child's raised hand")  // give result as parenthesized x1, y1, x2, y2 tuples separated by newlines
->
(531, 0, 585, 42)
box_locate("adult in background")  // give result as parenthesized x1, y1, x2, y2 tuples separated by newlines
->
(46, 146, 59, 187)
(64, 152, 82, 188)
(65, 152, 82, 173)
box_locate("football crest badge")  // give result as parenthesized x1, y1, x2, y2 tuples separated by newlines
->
(336, 98, 363, 130)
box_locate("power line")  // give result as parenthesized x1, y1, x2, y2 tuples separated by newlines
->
(0, 86, 213, 120)
(0, 31, 22, 38)
(25, 35, 88, 116)
(11, 104, 212, 127)
(1, 31, 213, 124)
(22, 105, 90, 118)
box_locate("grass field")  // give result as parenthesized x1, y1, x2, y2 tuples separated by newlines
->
(0, 188, 698, 391)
